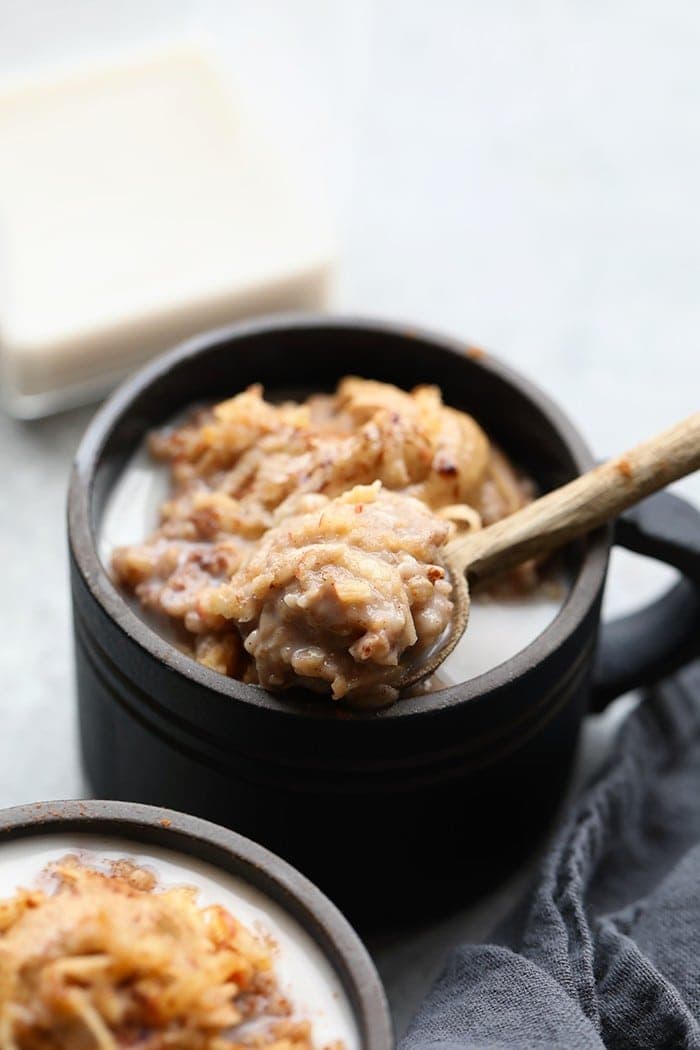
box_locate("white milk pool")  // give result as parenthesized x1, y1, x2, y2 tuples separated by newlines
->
(0, 833, 358, 1049)
(430, 586, 565, 687)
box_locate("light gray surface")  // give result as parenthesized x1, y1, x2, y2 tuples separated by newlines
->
(1, 0, 700, 1038)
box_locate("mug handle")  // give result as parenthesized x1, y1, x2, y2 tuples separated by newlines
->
(590, 490, 700, 711)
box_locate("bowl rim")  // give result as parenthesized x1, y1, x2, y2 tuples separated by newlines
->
(0, 798, 393, 1048)
(68, 313, 610, 722)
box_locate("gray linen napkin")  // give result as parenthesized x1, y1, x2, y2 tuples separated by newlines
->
(402, 661, 700, 1050)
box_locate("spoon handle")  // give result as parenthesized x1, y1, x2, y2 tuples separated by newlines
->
(448, 413, 700, 584)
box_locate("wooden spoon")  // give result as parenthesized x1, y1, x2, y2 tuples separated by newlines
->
(400, 413, 700, 690)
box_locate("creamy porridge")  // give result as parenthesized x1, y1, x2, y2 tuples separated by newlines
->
(104, 379, 561, 702)
(0, 835, 357, 1050)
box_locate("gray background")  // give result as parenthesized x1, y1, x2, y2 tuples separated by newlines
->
(1, 0, 699, 1036)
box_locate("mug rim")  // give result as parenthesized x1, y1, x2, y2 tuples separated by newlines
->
(0, 798, 393, 1049)
(68, 313, 610, 722)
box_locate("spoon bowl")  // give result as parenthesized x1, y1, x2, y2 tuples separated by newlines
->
(400, 558, 471, 691)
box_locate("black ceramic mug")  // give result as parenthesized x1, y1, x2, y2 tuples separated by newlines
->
(68, 317, 700, 922)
